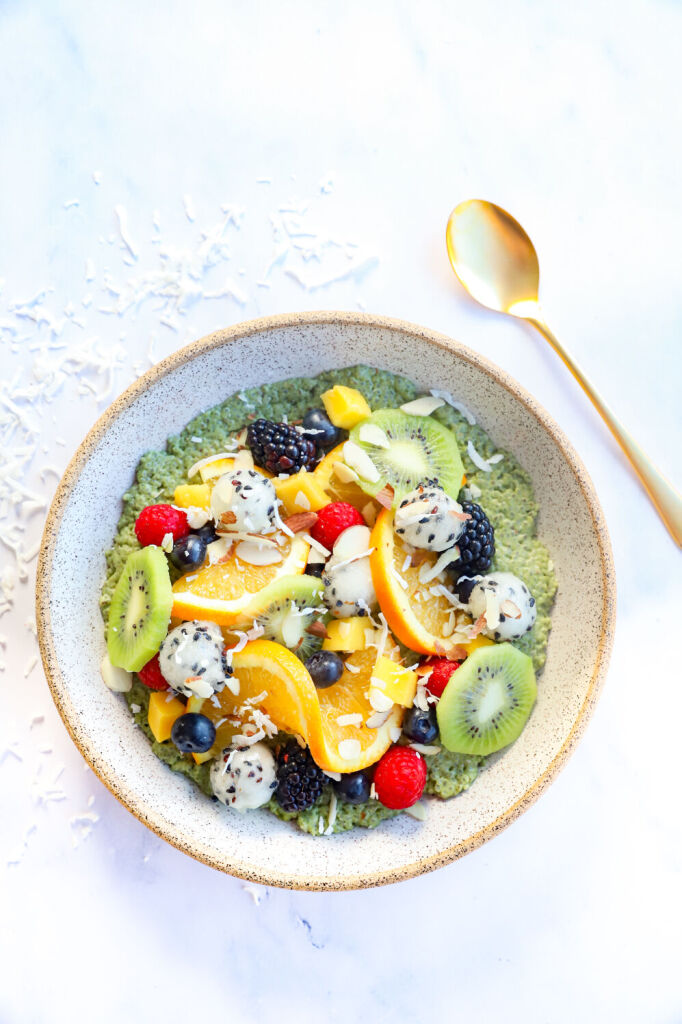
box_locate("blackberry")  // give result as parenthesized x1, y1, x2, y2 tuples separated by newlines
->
(246, 419, 317, 476)
(448, 501, 495, 577)
(275, 741, 326, 812)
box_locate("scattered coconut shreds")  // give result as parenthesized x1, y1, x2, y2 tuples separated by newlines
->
(370, 782, 378, 800)
(409, 743, 441, 756)
(413, 684, 430, 712)
(332, 461, 359, 484)
(186, 450, 237, 479)
(366, 709, 392, 729)
(331, 547, 375, 572)
(324, 790, 338, 835)
(400, 395, 445, 417)
(467, 439, 499, 473)
(418, 545, 459, 585)
(342, 440, 380, 482)
(429, 389, 477, 425)
(161, 531, 174, 553)
(323, 769, 342, 782)
(404, 801, 428, 821)
(302, 532, 331, 557)
(358, 423, 391, 449)
(318, 816, 325, 834)
(500, 599, 522, 619)
(375, 484, 395, 510)
(487, 453, 504, 465)
(338, 738, 361, 761)
(468, 482, 482, 499)
(389, 726, 402, 743)
(336, 711, 363, 728)
(369, 688, 394, 713)
(186, 505, 210, 529)
(391, 566, 409, 590)
(344, 661, 360, 674)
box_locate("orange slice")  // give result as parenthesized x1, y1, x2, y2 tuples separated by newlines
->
(171, 534, 309, 626)
(197, 639, 403, 773)
(313, 444, 380, 516)
(370, 508, 468, 657)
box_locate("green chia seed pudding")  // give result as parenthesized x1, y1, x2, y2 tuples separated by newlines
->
(101, 365, 557, 835)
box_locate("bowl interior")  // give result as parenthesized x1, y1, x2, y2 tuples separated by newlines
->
(37, 314, 614, 889)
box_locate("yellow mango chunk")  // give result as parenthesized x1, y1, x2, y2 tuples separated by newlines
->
(274, 471, 330, 515)
(174, 483, 211, 509)
(322, 617, 368, 652)
(321, 385, 371, 429)
(461, 634, 495, 655)
(199, 457, 235, 483)
(148, 690, 185, 743)
(371, 656, 418, 708)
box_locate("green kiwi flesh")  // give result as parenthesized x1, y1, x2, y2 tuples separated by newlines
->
(107, 547, 173, 671)
(349, 409, 464, 505)
(254, 574, 326, 661)
(436, 643, 537, 756)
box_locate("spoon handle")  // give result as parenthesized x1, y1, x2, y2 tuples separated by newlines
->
(528, 316, 682, 546)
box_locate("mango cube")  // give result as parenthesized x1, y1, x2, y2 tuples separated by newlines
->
(370, 656, 418, 708)
(198, 457, 235, 483)
(148, 690, 185, 743)
(274, 471, 330, 515)
(174, 483, 211, 509)
(322, 617, 368, 652)
(321, 385, 371, 429)
(461, 634, 495, 656)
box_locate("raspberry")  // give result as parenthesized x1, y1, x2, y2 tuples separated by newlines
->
(310, 502, 365, 551)
(134, 504, 189, 547)
(137, 654, 168, 690)
(421, 657, 462, 699)
(373, 746, 427, 809)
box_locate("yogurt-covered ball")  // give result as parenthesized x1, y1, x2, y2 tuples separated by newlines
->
(467, 571, 537, 641)
(210, 742, 277, 812)
(159, 620, 230, 699)
(394, 486, 467, 552)
(210, 469, 277, 534)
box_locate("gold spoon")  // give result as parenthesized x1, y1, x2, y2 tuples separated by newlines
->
(446, 198, 682, 547)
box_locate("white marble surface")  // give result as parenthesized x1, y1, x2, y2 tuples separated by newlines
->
(1, 2, 681, 1021)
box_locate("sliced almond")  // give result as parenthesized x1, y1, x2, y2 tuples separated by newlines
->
(362, 502, 378, 527)
(358, 423, 391, 449)
(369, 687, 394, 713)
(338, 738, 362, 760)
(366, 709, 392, 729)
(400, 395, 445, 416)
(282, 511, 319, 533)
(219, 510, 238, 525)
(100, 654, 132, 693)
(234, 540, 283, 566)
(500, 599, 522, 619)
(449, 507, 471, 521)
(375, 484, 394, 510)
(332, 461, 359, 484)
(306, 620, 329, 639)
(467, 613, 487, 640)
(342, 440, 380, 483)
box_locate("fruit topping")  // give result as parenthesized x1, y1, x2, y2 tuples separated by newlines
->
(419, 657, 461, 698)
(373, 746, 427, 809)
(210, 742, 277, 811)
(321, 385, 371, 429)
(301, 407, 342, 449)
(312, 442, 380, 512)
(333, 769, 372, 805)
(394, 485, 469, 552)
(446, 502, 495, 577)
(169, 533, 207, 572)
(158, 620, 232, 699)
(465, 571, 536, 641)
(210, 469, 278, 534)
(246, 419, 317, 475)
(310, 501, 365, 551)
(305, 650, 344, 688)
(194, 521, 218, 545)
(275, 741, 326, 812)
(173, 483, 211, 510)
(402, 706, 439, 744)
(322, 616, 368, 652)
(147, 689, 185, 743)
(134, 504, 189, 547)
(253, 574, 325, 660)
(436, 643, 537, 756)
(106, 547, 173, 671)
(370, 656, 418, 708)
(171, 712, 217, 753)
(349, 408, 465, 506)
(137, 653, 169, 690)
(274, 470, 330, 515)
(323, 525, 377, 618)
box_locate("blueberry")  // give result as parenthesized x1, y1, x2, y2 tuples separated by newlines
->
(402, 706, 439, 745)
(170, 713, 216, 753)
(301, 408, 341, 449)
(169, 533, 207, 572)
(194, 522, 217, 545)
(334, 769, 372, 805)
(304, 562, 325, 578)
(305, 650, 344, 688)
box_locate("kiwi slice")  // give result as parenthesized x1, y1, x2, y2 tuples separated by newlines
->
(107, 547, 173, 672)
(436, 643, 537, 756)
(349, 408, 464, 505)
(254, 574, 326, 661)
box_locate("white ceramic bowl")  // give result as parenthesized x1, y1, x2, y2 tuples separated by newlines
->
(36, 312, 615, 890)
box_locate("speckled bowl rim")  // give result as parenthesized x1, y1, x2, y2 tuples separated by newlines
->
(36, 311, 616, 890)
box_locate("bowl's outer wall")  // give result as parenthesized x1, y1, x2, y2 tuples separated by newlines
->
(36, 313, 615, 889)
